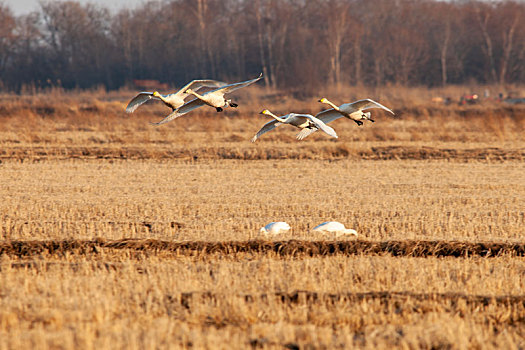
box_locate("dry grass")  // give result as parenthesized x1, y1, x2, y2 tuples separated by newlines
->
(0, 90, 524, 349)
(1, 159, 523, 242)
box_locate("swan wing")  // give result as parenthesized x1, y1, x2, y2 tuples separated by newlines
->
(251, 119, 282, 142)
(298, 110, 344, 140)
(150, 98, 205, 125)
(296, 128, 317, 140)
(126, 92, 159, 113)
(178, 79, 228, 95)
(348, 99, 395, 115)
(314, 109, 345, 124)
(294, 114, 338, 139)
(213, 73, 263, 96)
(309, 117, 338, 139)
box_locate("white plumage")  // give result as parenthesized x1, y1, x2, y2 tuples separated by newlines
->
(259, 222, 291, 235)
(151, 73, 263, 125)
(312, 222, 358, 237)
(296, 98, 395, 140)
(125, 79, 227, 114)
(251, 109, 338, 142)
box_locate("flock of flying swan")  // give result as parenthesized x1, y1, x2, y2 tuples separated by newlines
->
(126, 74, 395, 239)
(126, 73, 395, 141)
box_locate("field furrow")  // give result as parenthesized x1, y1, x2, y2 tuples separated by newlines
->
(1, 238, 525, 259)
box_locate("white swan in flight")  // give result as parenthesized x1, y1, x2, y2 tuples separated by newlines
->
(151, 73, 263, 125)
(295, 98, 395, 140)
(260, 222, 291, 235)
(251, 109, 338, 142)
(125, 79, 227, 114)
(312, 222, 358, 237)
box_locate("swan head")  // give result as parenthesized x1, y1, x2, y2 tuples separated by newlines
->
(260, 109, 271, 115)
(152, 91, 161, 97)
(319, 98, 328, 103)
(185, 88, 194, 94)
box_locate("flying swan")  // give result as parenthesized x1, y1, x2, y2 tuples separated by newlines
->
(125, 79, 227, 114)
(251, 109, 338, 142)
(260, 222, 291, 235)
(151, 73, 263, 125)
(295, 98, 395, 140)
(312, 222, 358, 237)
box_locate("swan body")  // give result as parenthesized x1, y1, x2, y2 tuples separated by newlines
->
(318, 98, 394, 125)
(151, 73, 263, 125)
(312, 222, 358, 237)
(125, 79, 227, 113)
(251, 109, 338, 142)
(296, 98, 395, 140)
(260, 222, 291, 235)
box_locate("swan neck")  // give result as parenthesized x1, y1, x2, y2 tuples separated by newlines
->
(344, 229, 357, 236)
(325, 100, 339, 110)
(266, 111, 286, 123)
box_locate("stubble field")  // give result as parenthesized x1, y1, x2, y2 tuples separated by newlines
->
(0, 88, 524, 349)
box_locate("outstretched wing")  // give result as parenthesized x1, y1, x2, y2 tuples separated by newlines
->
(346, 99, 395, 115)
(212, 73, 263, 96)
(251, 119, 282, 142)
(295, 114, 338, 139)
(297, 109, 344, 140)
(179, 79, 228, 95)
(150, 98, 205, 125)
(126, 92, 159, 113)
(314, 109, 345, 124)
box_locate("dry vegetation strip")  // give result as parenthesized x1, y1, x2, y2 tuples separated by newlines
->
(178, 290, 525, 313)
(1, 144, 524, 162)
(2, 238, 525, 259)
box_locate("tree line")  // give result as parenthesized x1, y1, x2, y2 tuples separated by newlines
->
(0, 0, 524, 93)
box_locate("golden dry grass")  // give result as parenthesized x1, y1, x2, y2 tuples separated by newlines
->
(0, 90, 524, 349)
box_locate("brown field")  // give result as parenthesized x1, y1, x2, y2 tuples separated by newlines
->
(0, 89, 524, 349)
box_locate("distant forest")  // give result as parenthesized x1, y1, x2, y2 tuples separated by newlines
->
(0, 0, 524, 92)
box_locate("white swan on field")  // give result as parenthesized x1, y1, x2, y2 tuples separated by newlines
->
(296, 98, 395, 140)
(125, 79, 227, 114)
(151, 73, 263, 125)
(312, 222, 358, 237)
(260, 222, 291, 235)
(251, 109, 338, 142)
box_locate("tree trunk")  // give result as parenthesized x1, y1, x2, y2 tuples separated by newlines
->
(475, 8, 497, 83)
(499, 14, 518, 85)
(440, 20, 450, 86)
(255, 1, 269, 87)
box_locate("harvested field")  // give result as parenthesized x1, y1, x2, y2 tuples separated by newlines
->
(0, 93, 524, 348)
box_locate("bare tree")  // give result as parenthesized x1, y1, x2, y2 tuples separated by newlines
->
(0, 4, 16, 77)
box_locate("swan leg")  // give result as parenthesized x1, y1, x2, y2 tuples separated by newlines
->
(229, 102, 238, 108)
(216, 107, 223, 112)
(354, 120, 363, 126)
(369, 119, 375, 123)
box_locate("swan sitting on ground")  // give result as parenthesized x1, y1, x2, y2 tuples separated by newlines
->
(125, 79, 227, 113)
(312, 222, 358, 237)
(251, 109, 338, 142)
(260, 222, 291, 235)
(295, 98, 395, 140)
(151, 74, 263, 125)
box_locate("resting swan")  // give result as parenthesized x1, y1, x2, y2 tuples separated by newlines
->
(260, 222, 291, 235)
(312, 222, 358, 237)
(125, 79, 227, 113)
(295, 98, 395, 140)
(151, 73, 263, 125)
(251, 109, 338, 142)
